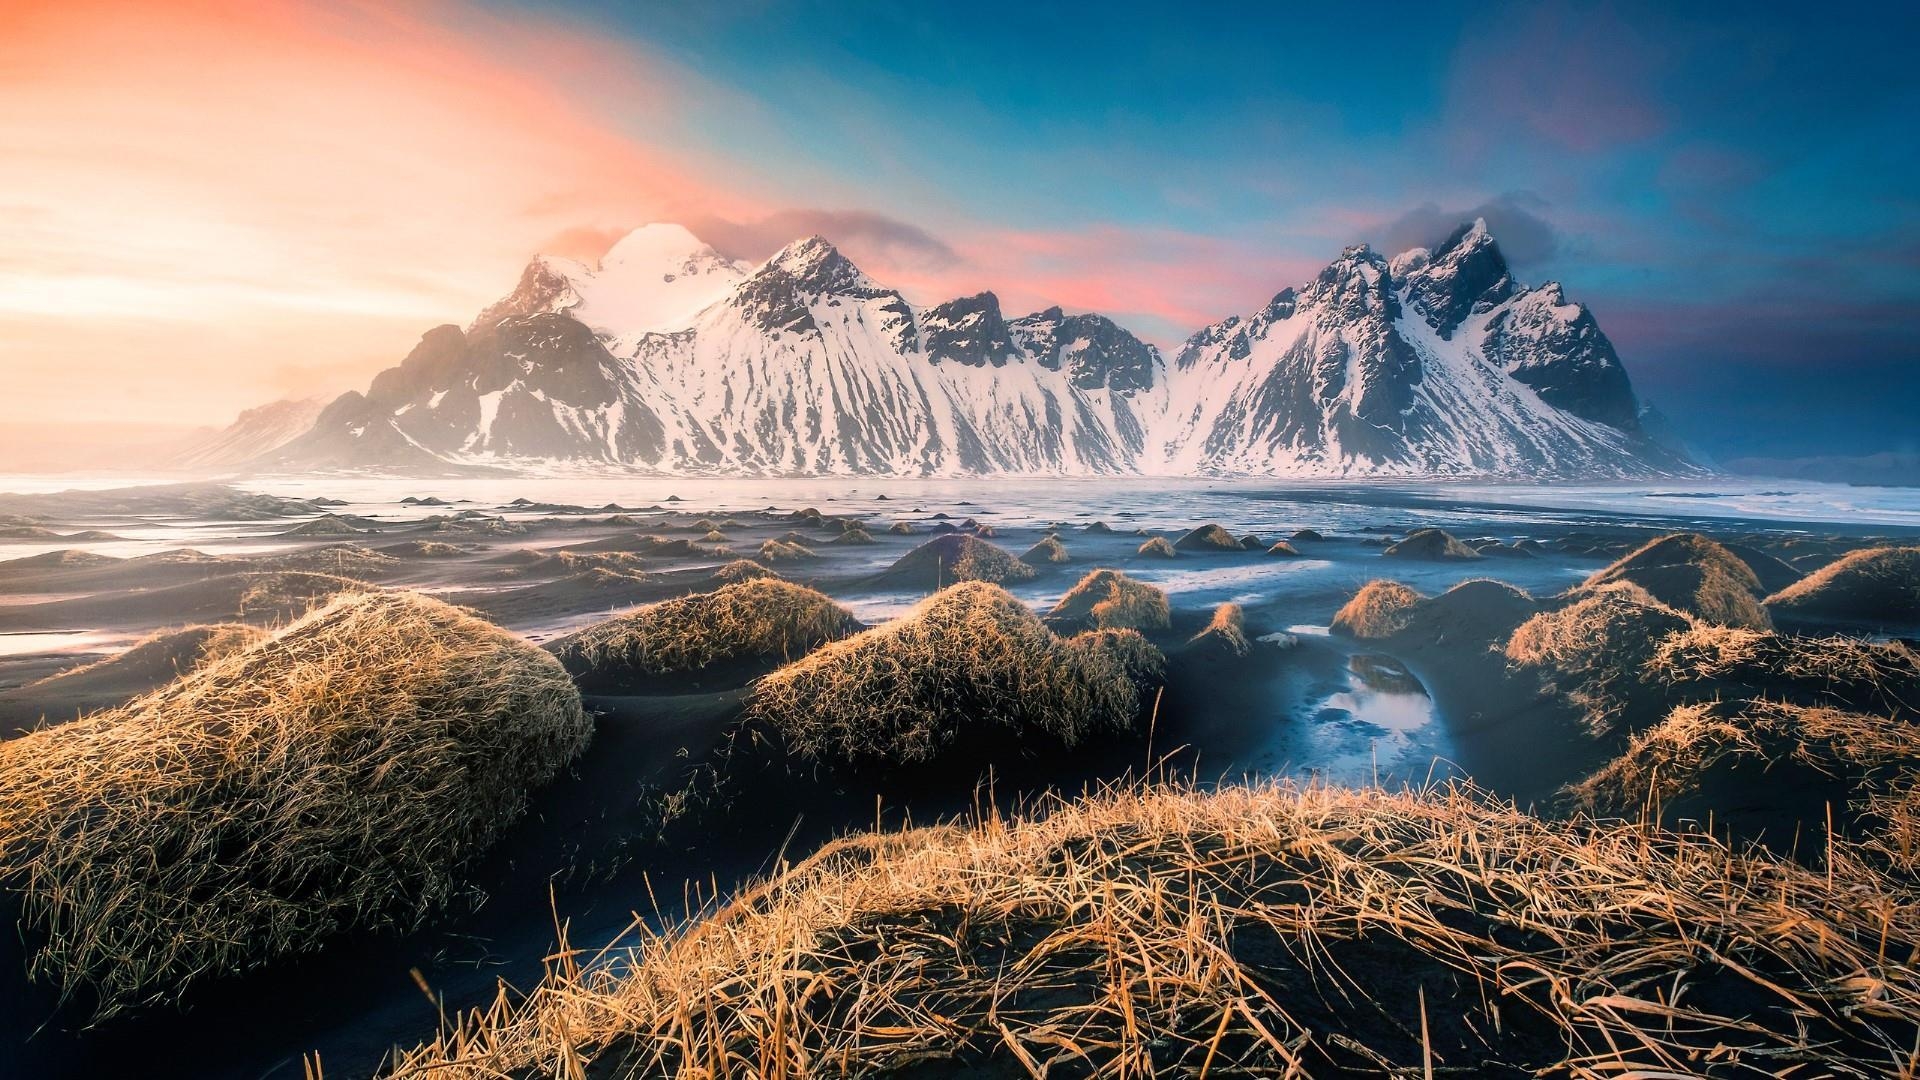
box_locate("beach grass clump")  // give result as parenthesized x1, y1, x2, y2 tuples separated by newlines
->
(887, 521, 916, 535)
(1330, 579, 1424, 639)
(1172, 523, 1240, 552)
(1647, 624, 1920, 713)
(746, 582, 1152, 767)
(385, 780, 1920, 1079)
(830, 526, 876, 545)
(553, 550, 648, 575)
(235, 570, 368, 618)
(1504, 582, 1694, 734)
(1046, 569, 1171, 632)
(548, 580, 861, 682)
(711, 559, 779, 584)
(1575, 533, 1771, 628)
(756, 539, 818, 564)
(877, 533, 1036, 588)
(1186, 602, 1251, 657)
(1765, 546, 1920, 626)
(1019, 535, 1071, 565)
(1136, 535, 1177, 558)
(1381, 527, 1480, 560)
(0, 591, 589, 1019)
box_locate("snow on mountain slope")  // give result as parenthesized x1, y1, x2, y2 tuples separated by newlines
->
(171, 397, 327, 469)
(471, 223, 746, 349)
(1161, 221, 1685, 477)
(265, 220, 1690, 478)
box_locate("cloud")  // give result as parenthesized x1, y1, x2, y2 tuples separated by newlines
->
(1377, 193, 1562, 265)
(686, 209, 960, 271)
(1442, 5, 1669, 154)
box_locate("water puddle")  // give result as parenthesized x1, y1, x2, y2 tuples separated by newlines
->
(1302, 652, 1447, 786)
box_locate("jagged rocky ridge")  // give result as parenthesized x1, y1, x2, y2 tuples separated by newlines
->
(263, 221, 1689, 478)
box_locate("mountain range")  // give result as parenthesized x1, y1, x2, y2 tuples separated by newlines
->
(203, 221, 1691, 478)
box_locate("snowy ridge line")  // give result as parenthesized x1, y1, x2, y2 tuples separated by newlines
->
(248, 219, 1695, 478)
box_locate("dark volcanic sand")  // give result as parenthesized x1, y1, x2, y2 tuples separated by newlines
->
(0, 480, 1916, 1078)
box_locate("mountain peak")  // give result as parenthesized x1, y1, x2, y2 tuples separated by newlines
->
(1404, 217, 1514, 338)
(598, 222, 720, 271)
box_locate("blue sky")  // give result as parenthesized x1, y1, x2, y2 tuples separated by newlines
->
(507, 0, 1920, 460)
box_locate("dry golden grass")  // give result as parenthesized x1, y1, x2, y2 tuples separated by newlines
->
(700, 530, 731, 543)
(1018, 535, 1070, 565)
(549, 581, 862, 680)
(880, 534, 1036, 587)
(1647, 624, 1920, 715)
(711, 559, 780, 584)
(386, 780, 1920, 1079)
(1187, 601, 1251, 656)
(1504, 582, 1695, 734)
(1574, 626, 1920, 862)
(1766, 545, 1920, 624)
(1136, 535, 1177, 558)
(1329, 579, 1423, 639)
(755, 539, 818, 564)
(746, 582, 1154, 767)
(1046, 568, 1171, 631)
(553, 550, 649, 575)
(1576, 533, 1771, 629)
(235, 570, 368, 617)
(887, 520, 916, 535)
(0, 591, 589, 1020)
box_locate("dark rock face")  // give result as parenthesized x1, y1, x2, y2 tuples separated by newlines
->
(733, 237, 917, 353)
(1009, 307, 1158, 393)
(273, 316, 668, 468)
(1402, 222, 1515, 339)
(922, 293, 1017, 368)
(1481, 284, 1641, 431)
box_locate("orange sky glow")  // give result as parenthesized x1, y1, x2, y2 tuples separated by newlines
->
(2, 0, 1317, 435)
(0, 0, 779, 429)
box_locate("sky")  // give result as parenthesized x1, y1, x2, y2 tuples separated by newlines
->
(2, 0, 1916, 463)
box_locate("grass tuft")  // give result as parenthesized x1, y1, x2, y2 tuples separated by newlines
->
(0, 591, 589, 1020)
(548, 580, 861, 682)
(1047, 569, 1171, 631)
(1137, 535, 1177, 558)
(1330, 580, 1424, 639)
(746, 582, 1153, 767)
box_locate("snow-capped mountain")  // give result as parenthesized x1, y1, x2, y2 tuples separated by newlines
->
(1160, 221, 1682, 476)
(262, 220, 1690, 478)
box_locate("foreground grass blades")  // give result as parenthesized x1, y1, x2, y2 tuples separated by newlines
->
(0, 590, 591, 1020)
(388, 781, 1920, 1078)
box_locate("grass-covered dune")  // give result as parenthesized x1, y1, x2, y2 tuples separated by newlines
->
(747, 582, 1159, 768)
(548, 580, 861, 689)
(0, 590, 590, 1020)
(388, 781, 1920, 1078)
(1766, 545, 1920, 627)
